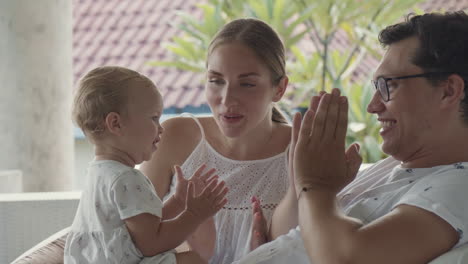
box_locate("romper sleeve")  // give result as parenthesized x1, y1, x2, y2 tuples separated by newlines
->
(394, 166, 468, 247)
(110, 169, 163, 220)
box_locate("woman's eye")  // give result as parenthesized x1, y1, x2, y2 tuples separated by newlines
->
(240, 83, 255, 87)
(208, 79, 225, 85)
(151, 116, 160, 123)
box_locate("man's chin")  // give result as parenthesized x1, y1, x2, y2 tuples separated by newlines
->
(380, 141, 395, 156)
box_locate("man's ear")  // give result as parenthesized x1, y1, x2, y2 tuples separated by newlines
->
(104, 112, 123, 136)
(273, 76, 289, 102)
(441, 74, 465, 109)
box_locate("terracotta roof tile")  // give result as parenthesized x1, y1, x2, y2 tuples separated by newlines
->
(73, 0, 468, 110)
(73, 0, 205, 111)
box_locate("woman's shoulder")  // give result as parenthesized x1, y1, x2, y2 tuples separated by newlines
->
(162, 115, 199, 130)
(159, 116, 203, 149)
(274, 121, 293, 144)
(163, 114, 214, 126)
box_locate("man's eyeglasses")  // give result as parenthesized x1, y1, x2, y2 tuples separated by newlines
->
(371, 72, 453, 102)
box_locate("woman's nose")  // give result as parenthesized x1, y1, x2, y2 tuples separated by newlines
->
(221, 85, 238, 106)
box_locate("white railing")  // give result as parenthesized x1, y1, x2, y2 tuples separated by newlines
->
(0, 191, 80, 263)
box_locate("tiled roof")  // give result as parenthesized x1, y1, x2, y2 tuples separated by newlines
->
(73, 0, 207, 111)
(73, 0, 468, 111)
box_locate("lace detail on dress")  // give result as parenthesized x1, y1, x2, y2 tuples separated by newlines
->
(223, 203, 278, 211)
(166, 114, 290, 264)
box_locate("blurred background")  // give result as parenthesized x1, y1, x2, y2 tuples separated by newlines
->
(1, 0, 467, 192)
(2, 1, 468, 262)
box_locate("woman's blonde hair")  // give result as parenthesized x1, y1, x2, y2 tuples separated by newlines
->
(207, 18, 288, 124)
(72, 66, 155, 139)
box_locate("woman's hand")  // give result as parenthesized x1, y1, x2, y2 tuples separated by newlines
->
(293, 88, 362, 197)
(250, 196, 268, 250)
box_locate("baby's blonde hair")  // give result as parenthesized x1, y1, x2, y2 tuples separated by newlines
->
(72, 66, 156, 140)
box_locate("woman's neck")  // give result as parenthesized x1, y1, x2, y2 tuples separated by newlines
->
(210, 118, 288, 160)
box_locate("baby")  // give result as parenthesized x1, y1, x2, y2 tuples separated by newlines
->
(65, 66, 228, 264)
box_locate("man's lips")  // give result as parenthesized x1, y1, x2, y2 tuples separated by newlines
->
(379, 119, 397, 133)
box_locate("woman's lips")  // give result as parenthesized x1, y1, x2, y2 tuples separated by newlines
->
(221, 114, 244, 123)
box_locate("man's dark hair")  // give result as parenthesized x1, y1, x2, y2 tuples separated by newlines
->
(379, 11, 468, 124)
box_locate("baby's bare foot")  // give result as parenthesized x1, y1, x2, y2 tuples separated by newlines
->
(250, 196, 268, 251)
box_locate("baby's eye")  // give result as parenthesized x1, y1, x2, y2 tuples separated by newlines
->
(151, 116, 160, 123)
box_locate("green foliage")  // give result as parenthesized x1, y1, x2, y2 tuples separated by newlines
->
(150, 0, 429, 162)
(148, 3, 226, 72)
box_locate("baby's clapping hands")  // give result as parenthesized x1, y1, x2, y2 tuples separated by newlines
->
(174, 164, 228, 222)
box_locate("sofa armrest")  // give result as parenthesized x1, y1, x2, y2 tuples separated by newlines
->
(11, 227, 69, 264)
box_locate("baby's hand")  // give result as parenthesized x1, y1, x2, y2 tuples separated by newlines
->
(185, 179, 228, 221)
(174, 164, 218, 206)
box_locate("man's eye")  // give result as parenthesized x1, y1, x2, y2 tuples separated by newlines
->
(387, 82, 398, 91)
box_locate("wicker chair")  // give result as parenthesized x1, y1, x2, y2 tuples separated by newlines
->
(11, 227, 68, 264)
(11, 227, 468, 264)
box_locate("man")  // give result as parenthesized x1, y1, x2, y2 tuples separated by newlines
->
(237, 11, 468, 264)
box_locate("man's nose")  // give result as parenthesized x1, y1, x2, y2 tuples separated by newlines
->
(367, 90, 385, 114)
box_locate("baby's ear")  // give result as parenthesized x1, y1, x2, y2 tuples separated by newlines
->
(105, 112, 123, 135)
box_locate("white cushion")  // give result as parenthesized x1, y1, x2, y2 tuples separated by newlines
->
(429, 244, 468, 264)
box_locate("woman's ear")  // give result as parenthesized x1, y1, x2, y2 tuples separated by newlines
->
(441, 74, 465, 109)
(273, 76, 289, 102)
(104, 112, 123, 136)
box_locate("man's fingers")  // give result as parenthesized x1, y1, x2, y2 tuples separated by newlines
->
(310, 92, 323, 113)
(291, 112, 301, 147)
(322, 88, 341, 141)
(297, 108, 315, 145)
(345, 143, 362, 180)
(310, 93, 330, 140)
(336, 96, 349, 146)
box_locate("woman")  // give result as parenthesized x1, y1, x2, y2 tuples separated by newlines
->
(141, 18, 298, 264)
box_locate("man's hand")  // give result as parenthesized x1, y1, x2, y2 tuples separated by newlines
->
(293, 88, 362, 196)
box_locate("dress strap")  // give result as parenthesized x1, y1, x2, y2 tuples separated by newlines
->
(180, 113, 206, 139)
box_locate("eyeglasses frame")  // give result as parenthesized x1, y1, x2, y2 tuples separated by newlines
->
(371, 72, 454, 102)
